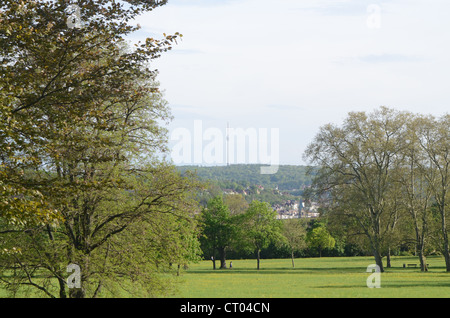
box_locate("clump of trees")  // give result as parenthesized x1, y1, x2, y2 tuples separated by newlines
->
(198, 194, 339, 269)
(303, 107, 449, 272)
(305, 221, 335, 258)
(0, 0, 201, 298)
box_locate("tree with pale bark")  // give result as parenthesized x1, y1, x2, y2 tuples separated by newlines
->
(305, 107, 449, 272)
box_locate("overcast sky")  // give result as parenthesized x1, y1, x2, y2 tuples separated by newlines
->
(129, 0, 450, 165)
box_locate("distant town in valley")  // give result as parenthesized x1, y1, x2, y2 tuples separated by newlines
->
(177, 164, 320, 219)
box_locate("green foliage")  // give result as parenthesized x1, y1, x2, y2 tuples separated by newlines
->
(0, 0, 199, 298)
(0, 0, 181, 226)
(199, 196, 242, 269)
(283, 219, 307, 247)
(241, 201, 285, 269)
(177, 164, 313, 192)
(306, 222, 335, 257)
(304, 107, 450, 271)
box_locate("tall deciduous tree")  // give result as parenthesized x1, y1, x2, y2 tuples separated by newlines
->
(396, 115, 435, 271)
(0, 0, 200, 297)
(0, 0, 181, 226)
(200, 196, 236, 269)
(243, 200, 284, 270)
(282, 218, 307, 267)
(415, 114, 450, 271)
(304, 107, 410, 272)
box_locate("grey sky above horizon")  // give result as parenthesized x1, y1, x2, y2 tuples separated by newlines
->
(129, 0, 450, 165)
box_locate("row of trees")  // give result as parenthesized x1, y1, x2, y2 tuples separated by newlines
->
(304, 107, 449, 272)
(0, 0, 201, 298)
(199, 196, 336, 270)
(177, 164, 312, 192)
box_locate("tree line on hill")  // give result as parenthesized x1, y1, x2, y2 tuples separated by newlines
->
(177, 164, 313, 193)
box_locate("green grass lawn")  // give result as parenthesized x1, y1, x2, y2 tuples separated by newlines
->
(173, 256, 450, 298)
(1, 256, 449, 298)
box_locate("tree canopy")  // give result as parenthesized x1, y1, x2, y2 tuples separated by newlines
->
(0, 0, 199, 298)
(304, 107, 449, 272)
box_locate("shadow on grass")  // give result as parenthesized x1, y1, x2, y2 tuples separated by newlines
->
(187, 265, 450, 276)
(314, 280, 450, 289)
(187, 267, 369, 275)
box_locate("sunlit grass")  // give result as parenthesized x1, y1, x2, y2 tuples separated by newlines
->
(174, 256, 450, 298)
(1, 256, 449, 298)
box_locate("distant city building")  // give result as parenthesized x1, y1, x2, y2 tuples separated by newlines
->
(298, 199, 320, 218)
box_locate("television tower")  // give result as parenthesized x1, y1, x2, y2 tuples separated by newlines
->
(226, 122, 230, 166)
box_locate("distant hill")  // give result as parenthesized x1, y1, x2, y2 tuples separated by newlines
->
(176, 164, 314, 195)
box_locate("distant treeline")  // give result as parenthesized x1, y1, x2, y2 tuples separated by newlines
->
(176, 164, 314, 194)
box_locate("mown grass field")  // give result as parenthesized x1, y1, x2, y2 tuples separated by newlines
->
(1, 256, 449, 298)
(173, 256, 450, 298)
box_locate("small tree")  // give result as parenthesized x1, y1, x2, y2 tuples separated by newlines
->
(243, 201, 284, 270)
(282, 219, 307, 267)
(306, 223, 335, 257)
(200, 196, 236, 269)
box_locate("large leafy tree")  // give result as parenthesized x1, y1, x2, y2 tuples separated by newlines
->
(0, 0, 199, 298)
(0, 0, 180, 226)
(304, 107, 410, 272)
(200, 196, 237, 269)
(304, 107, 450, 272)
(243, 200, 284, 270)
(396, 115, 435, 271)
(415, 114, 450, 271)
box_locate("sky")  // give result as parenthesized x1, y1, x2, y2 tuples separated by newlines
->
(128, 0, 450, 166)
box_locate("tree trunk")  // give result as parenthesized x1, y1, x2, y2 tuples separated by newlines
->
(256, 249, 261, 270)
(414, 222, 428, 272)
(369, 223, 384, 272)
(440, 205, 450, 272)
(92, 281, 102, 298)
(291, 250, 295, 268)
(386, 247, 391, 268)
(218, 248, 227, 269)
(372, 248, 384, 273)
(418, 248, 428, 272)
(444, 252, 450, 272)
(57, 277, 67, 298)
(211, 256, 216, 270)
